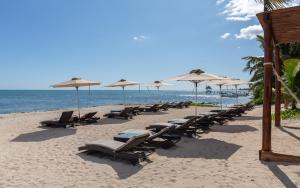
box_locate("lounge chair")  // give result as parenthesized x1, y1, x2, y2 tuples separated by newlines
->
(73, 112, 100, 124)
(146, 116, 205, 137)
(168, 102, 185, 109)
(169, 114, 216, 130)
(185, 111, 229, 125)
(114, 126, 181, 149)
(104, 107, 133, 120)
(182, 101, 193, 108)
(158, 103, 170, 111)
(40, 111, 74, 128)
(78, 134, 155, 165)
(131, 106, 142, 115)
(141, 104, 161, 112)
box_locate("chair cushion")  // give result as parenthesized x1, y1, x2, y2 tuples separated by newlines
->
(86, 139, 125, 151)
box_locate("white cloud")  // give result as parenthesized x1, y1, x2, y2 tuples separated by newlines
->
(218, 0, 299, 40)
(235, 24, 263, 40)
(216, 0, 225, 5)
(221, 32, 231, 39)
(221, 0, 263, 22)
(133, 35, 147, 41)
(220, 0, 299, 22)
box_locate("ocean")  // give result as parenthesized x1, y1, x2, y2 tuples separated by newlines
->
(0, 90, 251, 114)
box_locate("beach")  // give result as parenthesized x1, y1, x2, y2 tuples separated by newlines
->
(0, 105, 299, 188)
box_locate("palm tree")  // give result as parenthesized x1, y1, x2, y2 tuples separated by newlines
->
(242, 55, 264, 104)
(282, 59, 300, 109)
(255, 0, 292, 11)
(242, 36, 265, 104)
(243, 35, 300, 105)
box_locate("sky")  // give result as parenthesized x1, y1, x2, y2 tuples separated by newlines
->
(0, 0, 298, 90)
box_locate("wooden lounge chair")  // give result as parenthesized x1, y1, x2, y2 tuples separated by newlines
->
(40, 111, 74, 128)
(78, 134, 155, 165)
(168, 102, 185, 109)
(104, 107, 133, 120)
(114, 126, 181, 149)
(185, 111, 229, 125)
(131, 106, 142, 115)
(182, 101, 193, 108)
(169, 114, 216, 131)
(73, 112, 100, 124)
(146, 116, 204, 137)
(158, 103, 170, 111)
(141, 104, 161, 112)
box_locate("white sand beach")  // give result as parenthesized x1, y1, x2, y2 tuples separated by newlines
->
(0, 105, 300, 188)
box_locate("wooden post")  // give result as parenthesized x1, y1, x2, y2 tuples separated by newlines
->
(261, 13, 273, 154)
(274, 46, 282, 127)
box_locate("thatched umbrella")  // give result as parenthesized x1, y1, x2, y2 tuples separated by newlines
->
(166, 69, 225, 114)
(224, 79, 252, 104)
(51, 77, 100, 118)
(207, 78, 234, 109)
(105, 79, 139, 105)
(145, 80, 172, 103)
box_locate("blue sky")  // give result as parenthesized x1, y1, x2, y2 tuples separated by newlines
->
(0, 0, 269, 90)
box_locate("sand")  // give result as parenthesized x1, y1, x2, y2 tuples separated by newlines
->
(0, 105, 300, 188)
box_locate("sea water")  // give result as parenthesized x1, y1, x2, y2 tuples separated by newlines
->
(0, 90, 251, 114)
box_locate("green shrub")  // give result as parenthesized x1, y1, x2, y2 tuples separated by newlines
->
(272, 108, 300, 120)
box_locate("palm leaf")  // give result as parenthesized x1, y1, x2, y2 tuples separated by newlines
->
(255, 0, 293, 10)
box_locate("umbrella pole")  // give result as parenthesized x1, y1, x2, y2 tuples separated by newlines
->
(157, 86, 161, 104)
(76, 87, 81, 119)
(219, 85, 222, 110)
(122, 86, 126, 106)
(235, 85, 238, 104)
(195, 82, 198, 115)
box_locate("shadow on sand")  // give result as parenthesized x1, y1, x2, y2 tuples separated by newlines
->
(263, 162, 300, 188)
(212, 125, 258, 133)
(156, 138, 241, 159)
(235, 115, 262, 121)
(77, 152, 146, 179)
(279, 127, 300, 141)
(94, 118, 130, 125)
(11, 127, 77, 142)
(141, 111, 168, 116)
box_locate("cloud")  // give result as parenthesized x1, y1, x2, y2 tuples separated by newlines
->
(133, 35, 147, 41)
(220, 0, 299, 22)
(221, 32, 231, 39)
(235, 24, 263, 40)
(216, 0, 225, 5)
(221, 0, 263, 22)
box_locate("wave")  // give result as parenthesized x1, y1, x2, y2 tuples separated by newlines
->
(179, 94, 220, 98)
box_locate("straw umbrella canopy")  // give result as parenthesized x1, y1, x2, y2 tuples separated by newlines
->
(166, 69, 226, 114)
(51, 77, 100, 118)
(224, 79, 252, 104)
(206, 77, 235, 109)
(145, 80, 172, 103)
(105, 79, 139, 106)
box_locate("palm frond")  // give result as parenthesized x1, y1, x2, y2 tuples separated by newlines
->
(255, 0, 293, 11)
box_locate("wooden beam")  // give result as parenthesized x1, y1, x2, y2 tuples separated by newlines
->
(260, 151, 300, 162)
(257, 6, 300, 44)
(261, 13, 273, 153)
(274, 46, 282, 127)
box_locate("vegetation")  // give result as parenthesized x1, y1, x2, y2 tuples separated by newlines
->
(243, 36, 300, 108)
(282, 59, 300, 109)
(272, 108, 300, 120)
(242, 36, 265, 105)
(255, 0, 292, 11)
